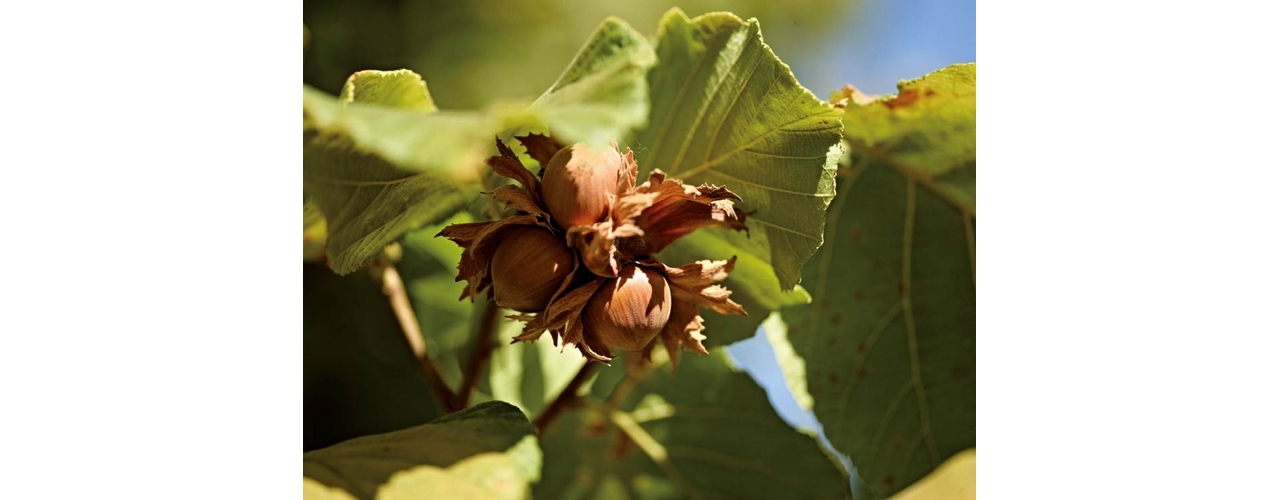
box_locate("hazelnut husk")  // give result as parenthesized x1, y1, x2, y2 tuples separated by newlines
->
(584, 264, 672, 352)
(490, 226, 574, 312)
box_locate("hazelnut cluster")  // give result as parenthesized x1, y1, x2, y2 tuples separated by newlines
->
(439, 135, 748, 365)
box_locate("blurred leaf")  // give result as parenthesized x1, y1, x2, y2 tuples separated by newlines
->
(304, 478, 357, 500)
(532, 17, 657, 148)
(633, 8, 844, 291)
(782, 64, 975, 499)
(339, 69, 437, 111)
(303, 70, 477, 275)
(304, 202, 328, 262)
(536, 350, 848, 499)
(888, 449, 974, 500)
(303, 263, 444, 452)
(305, 402, 539, 500)
(659, 227, 811, 347)
(487, 335, 588, 418)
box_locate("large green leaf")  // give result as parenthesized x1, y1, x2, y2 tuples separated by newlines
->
(633, 9, 844, 293)
(304, 18, 655, 275)
(782, 64, 975, 499)
(304, 402, 540, 500)
(535, 350, 849, 499)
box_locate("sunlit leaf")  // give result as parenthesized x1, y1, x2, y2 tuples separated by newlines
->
(375, 436, 541, 500)
(633, 8, 844, 293)
(304, 402, 539, 500)
(888, 448, 974, 500)
(782, 64, 975, 499)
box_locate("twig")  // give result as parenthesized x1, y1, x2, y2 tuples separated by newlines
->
(380, 264, 457, 409)
(452, 297, 501, 411)
(535, 361, 599, 432)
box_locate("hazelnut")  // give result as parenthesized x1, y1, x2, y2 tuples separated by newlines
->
(540, 144, 622, 229)
(584, 264, 672, 352)
(489, 227, 574, 312)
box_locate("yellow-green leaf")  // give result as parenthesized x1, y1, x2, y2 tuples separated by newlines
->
(304, 402, 539, 500)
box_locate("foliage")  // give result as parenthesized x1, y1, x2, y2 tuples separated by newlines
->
(304, 8, 974, 499)
(782, 63, 976, 499)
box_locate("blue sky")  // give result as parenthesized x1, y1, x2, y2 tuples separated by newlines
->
(790, 0, 977, 96)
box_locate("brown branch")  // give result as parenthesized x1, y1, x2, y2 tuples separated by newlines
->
(451, 297, 501, 411)
(535, 361, 599, 432)
(380, 264, 457, 409)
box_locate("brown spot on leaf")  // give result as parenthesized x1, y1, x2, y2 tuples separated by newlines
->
(952, 364, 968, 380)
(830, 313, 842, 326)
(853, 290, 865, 302)
(896, 282, 906, 293)
(855, 366, 872, 377)
(882, 475, 896, 488)
(884, 89, 919, 109)
(817, 299, 829, 311)
(826, 336, 837, 347)
(889, 434, 908, 454)
(849, 229, 862, 243)
(857, 342, 870, 354)
(828, 373, 839, 386)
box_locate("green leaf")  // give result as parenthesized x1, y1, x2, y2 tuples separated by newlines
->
(304, 402, 540, 500)
(840, 63, 975, 215)
(633, 8, 844, 291)
(304, 478, 357, 500)
(485, 333, 588, 418)
(782, 63, 976, 499)
(305, 17, 655, 275)
(535, 350, 849, 499)
(339, 70, 437, 111)
(375, 436, 541, 500)
(532, 17, 657, 148)
(304, 263, 445, 452)
(303, 70, 477, 275)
